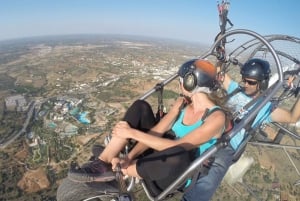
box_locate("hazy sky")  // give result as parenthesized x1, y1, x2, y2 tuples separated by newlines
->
(0, 0, 299, 44)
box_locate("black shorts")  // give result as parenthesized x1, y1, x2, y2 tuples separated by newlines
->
(136, 146, 193, 191)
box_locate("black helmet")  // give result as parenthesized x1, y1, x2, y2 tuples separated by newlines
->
(178, 59, 217, 92)
(240, 58, 271, 90)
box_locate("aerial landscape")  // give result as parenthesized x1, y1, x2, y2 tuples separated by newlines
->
(0, 35, 202, 200)
(0, 1, 300, 201)
(0, 34, 299, 201)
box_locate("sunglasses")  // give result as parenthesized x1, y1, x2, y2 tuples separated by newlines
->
(242, 78, 258, 85)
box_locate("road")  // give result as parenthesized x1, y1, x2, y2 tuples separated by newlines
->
(0, 101, 36, 149)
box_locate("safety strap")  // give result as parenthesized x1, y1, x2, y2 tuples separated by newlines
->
(155, 83, 166, 121)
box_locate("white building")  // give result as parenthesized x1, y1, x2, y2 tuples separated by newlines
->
(5, 95, 27, 111)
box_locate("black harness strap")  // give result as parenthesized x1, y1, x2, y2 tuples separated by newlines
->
(155, 83, 166, 122)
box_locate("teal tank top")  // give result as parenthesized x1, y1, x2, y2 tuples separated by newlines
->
(171, 106, 219, 156)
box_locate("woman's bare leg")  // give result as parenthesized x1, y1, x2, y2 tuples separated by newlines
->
(99, 136, 128, 163)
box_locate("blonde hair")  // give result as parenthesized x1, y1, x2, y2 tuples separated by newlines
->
(208, 87, 233, 129)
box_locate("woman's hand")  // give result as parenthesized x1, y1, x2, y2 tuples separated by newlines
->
(112, 121, 133, 139)
(111, 157, 131, 175)
(111, 157, 120, 171)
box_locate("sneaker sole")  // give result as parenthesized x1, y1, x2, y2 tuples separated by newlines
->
(68, 170, 116, 183)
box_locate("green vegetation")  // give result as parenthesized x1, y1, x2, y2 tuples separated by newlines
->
(14, 84, 41, 94)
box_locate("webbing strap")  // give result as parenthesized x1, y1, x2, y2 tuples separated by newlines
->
(156, 83, 165, 121)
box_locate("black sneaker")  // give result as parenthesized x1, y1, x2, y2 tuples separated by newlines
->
(89, 144, 105, 161)
(68, 159, 115, 182)
(92, 144, 105, 158)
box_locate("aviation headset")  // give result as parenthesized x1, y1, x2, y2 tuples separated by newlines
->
(240, 58, 271, 91)
(178, 59, 217, 92)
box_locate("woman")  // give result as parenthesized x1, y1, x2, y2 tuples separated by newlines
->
(68, 59, 229, 191)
